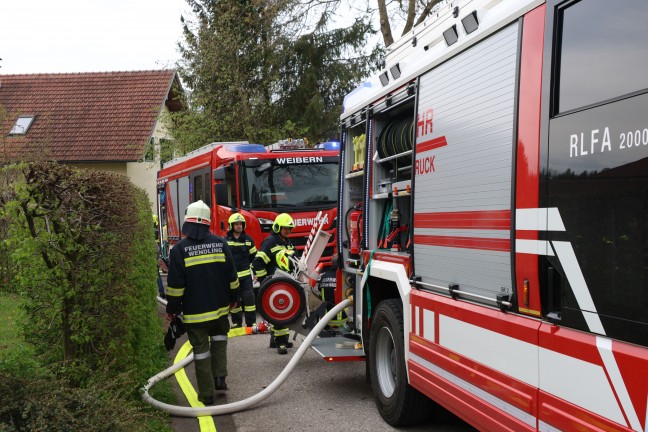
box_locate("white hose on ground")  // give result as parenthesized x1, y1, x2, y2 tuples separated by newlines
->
(141, 298, 352, 417)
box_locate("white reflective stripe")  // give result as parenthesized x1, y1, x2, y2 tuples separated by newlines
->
(539, 346, 626, 425)
(423, 309, 434, 343)
(552, 241, 605, 335)
(515, 239, 554, 256)
(210, 335, 227, 342)
(539, 420, 563, 432)
(410, 352, 535, 427)
(194, 351, 211, 360)
(516, 208, 566, 231)
(597, 337, 642, 431)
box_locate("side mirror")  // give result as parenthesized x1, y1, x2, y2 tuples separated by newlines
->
(215, 183, 228, 206)
(213, 167, 226, 181)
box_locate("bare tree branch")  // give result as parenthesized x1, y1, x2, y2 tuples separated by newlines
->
(401, 0, 416, 35)
(377, 0, 394, 47)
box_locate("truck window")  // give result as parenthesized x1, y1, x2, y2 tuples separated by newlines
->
(556, 0, 648, 113)
(203, 173, 211, 206)
(193, 175, 203, 202)
(240, 162, 338, 210)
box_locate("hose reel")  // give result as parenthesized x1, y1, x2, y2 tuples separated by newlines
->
(376, 118, 414, 170)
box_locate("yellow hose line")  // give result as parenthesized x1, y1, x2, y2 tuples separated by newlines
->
(173, 341, 217, 432)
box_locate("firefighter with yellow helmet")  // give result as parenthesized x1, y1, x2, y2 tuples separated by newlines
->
(226, 212, 258, 328)
(252, 213, 297, 355)
(165, 200, 239, 405)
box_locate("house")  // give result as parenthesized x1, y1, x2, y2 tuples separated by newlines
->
(0, 70, 183, 210)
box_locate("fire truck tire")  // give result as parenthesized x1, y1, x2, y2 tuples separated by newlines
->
(256, 276, 305, 327)
(369, 299, 433, 426)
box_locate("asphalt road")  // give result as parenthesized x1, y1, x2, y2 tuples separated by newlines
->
(155, 276, 476, 432)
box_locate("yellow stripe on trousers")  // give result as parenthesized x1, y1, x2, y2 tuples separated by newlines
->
(173, 341, 217, 432)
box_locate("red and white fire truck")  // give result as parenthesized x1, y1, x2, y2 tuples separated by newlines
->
(156, 140, 339, 261)
(334, 0, 648, 430)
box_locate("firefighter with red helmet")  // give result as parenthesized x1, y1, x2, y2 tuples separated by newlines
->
(226, 212, 258, 328)
(165, 200, 239, 405)
(252, 213, 297, 355)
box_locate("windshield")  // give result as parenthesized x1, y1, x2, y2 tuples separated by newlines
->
(241, 160, 338, 210)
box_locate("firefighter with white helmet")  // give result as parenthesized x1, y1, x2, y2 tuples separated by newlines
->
(252, 213, 297, 354)
(165, 200, 239, 405)
(226, 212, 258, 328)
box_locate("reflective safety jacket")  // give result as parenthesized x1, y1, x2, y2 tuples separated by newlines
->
(225, 231, 257, 280)
(166, 233, 239, 325)
(252, 232, 295, 281)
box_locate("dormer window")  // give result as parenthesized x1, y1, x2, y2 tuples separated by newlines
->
(10, 116, 35, 135)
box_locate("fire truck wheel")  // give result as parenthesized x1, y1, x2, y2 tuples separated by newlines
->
(369, 299, 433, 426)
(256, 276, 305, 327)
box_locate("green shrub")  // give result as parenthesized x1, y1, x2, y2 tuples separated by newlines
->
(0, 162, 173, 429)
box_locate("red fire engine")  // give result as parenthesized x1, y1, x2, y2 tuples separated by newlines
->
(334, 0, 648, 430)
(156, 140, 339, 261)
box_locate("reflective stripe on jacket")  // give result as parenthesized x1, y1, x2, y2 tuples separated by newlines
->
(252, 232, 295, 282)
(226, 231, 257, 279)
(166, 233, 239, 324)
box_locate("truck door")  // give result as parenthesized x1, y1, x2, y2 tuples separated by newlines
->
(542, 0, 648, 347)
(412, 20, 519, 305)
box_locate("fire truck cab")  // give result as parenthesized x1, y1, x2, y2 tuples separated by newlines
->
(336, 0, 648, 430)
(157, 141, 339, 261)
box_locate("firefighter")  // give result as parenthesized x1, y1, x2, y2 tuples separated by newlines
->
(226, 212, 258, 328)
(165, 200, 239, 405)
(252, 213, 297, 355)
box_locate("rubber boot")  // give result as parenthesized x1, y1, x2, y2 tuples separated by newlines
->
(214, 376, 228, 391)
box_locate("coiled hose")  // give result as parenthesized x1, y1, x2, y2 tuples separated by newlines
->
(141, 299, 352, 417)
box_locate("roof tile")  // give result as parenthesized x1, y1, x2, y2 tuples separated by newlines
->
(0, 70, 181, 162)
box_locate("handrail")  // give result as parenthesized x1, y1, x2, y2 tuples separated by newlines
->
(376, 149, 412, 164)
(412, 280, 512, 307)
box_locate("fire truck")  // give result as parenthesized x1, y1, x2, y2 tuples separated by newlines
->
(334, 0, 648, 430)
(156, 140, 339, 261)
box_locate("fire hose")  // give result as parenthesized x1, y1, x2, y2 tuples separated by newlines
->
(141, 298, 352, 417)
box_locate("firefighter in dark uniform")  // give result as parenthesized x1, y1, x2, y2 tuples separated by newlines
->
(226, 212, 258, 328)
(317, 253, 348, 332)
(252, 213, 297, 355)
(165, 200, 239, 405)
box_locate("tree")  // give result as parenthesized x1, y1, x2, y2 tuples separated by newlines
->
(277, 18, 382, 141)
(376, 0, 443, 47)
(172, 0, 381, 150)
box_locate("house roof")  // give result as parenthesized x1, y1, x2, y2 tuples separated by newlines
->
(0, 70, 183, 162)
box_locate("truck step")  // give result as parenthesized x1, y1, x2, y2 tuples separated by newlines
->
(310, 334, 365, 362)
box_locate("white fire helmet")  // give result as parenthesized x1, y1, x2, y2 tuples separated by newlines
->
(184, 200, 211, 225)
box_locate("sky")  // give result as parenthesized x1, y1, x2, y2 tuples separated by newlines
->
(0, 0, 189, 75)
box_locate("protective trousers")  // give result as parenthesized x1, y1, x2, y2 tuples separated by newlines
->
(186, 316, 230, 400)
(230, 277, 256, 327)
(271, 325, 290, 344)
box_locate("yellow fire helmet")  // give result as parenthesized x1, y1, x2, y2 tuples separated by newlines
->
(272, 213, 295, 233)
(184, 200, 211, 225)
(228, 212, 246, 230)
